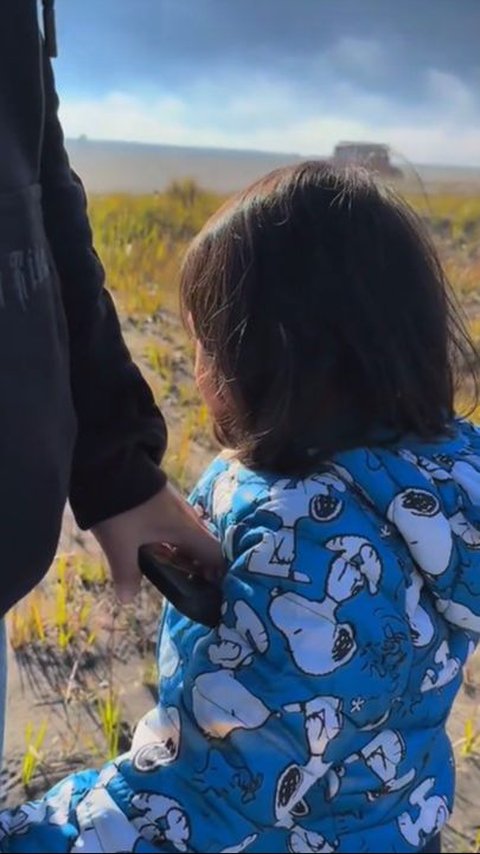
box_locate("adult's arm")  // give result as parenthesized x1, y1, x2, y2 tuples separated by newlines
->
(39, 44, 167, 530)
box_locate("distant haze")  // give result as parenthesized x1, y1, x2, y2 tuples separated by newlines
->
(66, 138, 480, 196)
(56, 1, 480, 169)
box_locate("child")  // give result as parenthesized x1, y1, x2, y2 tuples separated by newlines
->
(1, 161, 480, 853)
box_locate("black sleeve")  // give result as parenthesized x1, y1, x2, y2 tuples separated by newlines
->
(39, 46, 167, 530)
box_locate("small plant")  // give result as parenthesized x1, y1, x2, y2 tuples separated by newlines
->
(453, 717, 480, 757)
(76, 555, 108, 589)
(145, 342, 173, 379)
(462, 718, 480, 757)
(196, 402, 210, 433)
(51, 554, 98, 651)
(98, 692, 121, 760)
(22, 720, 48, 790)
(78, 600, 92, 631)
(9, 593, 48, 651)
(54, 562, 73, 651)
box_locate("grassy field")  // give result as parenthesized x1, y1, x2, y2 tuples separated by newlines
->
(2, 179, 480, 851)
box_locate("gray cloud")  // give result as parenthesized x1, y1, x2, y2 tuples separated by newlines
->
(56, 0, 480, 101)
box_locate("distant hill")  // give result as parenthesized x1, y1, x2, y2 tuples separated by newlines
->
(65, 138, 480, 195)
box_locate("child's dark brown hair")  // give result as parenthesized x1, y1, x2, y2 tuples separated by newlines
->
(181, 160, 477, 475)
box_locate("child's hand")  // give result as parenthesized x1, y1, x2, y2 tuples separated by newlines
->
(93, 483, 225, 603)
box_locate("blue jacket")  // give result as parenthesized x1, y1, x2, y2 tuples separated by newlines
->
(2, 419, 480, 853)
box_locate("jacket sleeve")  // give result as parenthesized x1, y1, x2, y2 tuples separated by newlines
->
(39, 45, 167, 529)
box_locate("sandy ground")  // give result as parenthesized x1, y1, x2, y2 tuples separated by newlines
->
(1, 509, 159, 801)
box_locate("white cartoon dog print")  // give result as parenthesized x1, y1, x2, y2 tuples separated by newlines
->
(436, 453, 480, 506)
(325, 536, 382, 597)
(70, 787, 191, 854)
(448, 510, 480, 548)
(72, 785, 142, 853)
(131, 705, 182, 770)
(270, 589, 356, 677)
(420, 640, 461, 693)
(192, 601, 271, 739)
(405, 570, 435, 648)
(130, 792, 191, 852)
(220, 834, 259, 853)
(275, 696, 343, 827)
(436, 597, 480, 634)
(158, 632, 180, 680)
(397, 777, 449, 847)
(208, 600, 269, 669)
(400, 449, 480, 518)
(398, 454, 480, 550)
(288, 825, 338, 853)
(192, 670, 271, 739)
(345, 730, 415, 800)
(387, 488, 453, 576)
(247, 474, 346, 582)
(270, 536, 382, 677)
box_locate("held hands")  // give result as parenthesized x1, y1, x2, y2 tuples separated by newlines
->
(92, 483, 224, 603)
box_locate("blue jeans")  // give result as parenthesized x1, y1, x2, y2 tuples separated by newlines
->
(0, 619, 7, 765)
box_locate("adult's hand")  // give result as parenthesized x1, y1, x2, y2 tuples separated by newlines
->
(92, 483, 224, 602)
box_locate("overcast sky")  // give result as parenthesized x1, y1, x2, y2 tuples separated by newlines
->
(53, 0, 480, 166)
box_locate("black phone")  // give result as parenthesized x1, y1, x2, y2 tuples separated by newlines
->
(138, 542, 223, 628)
